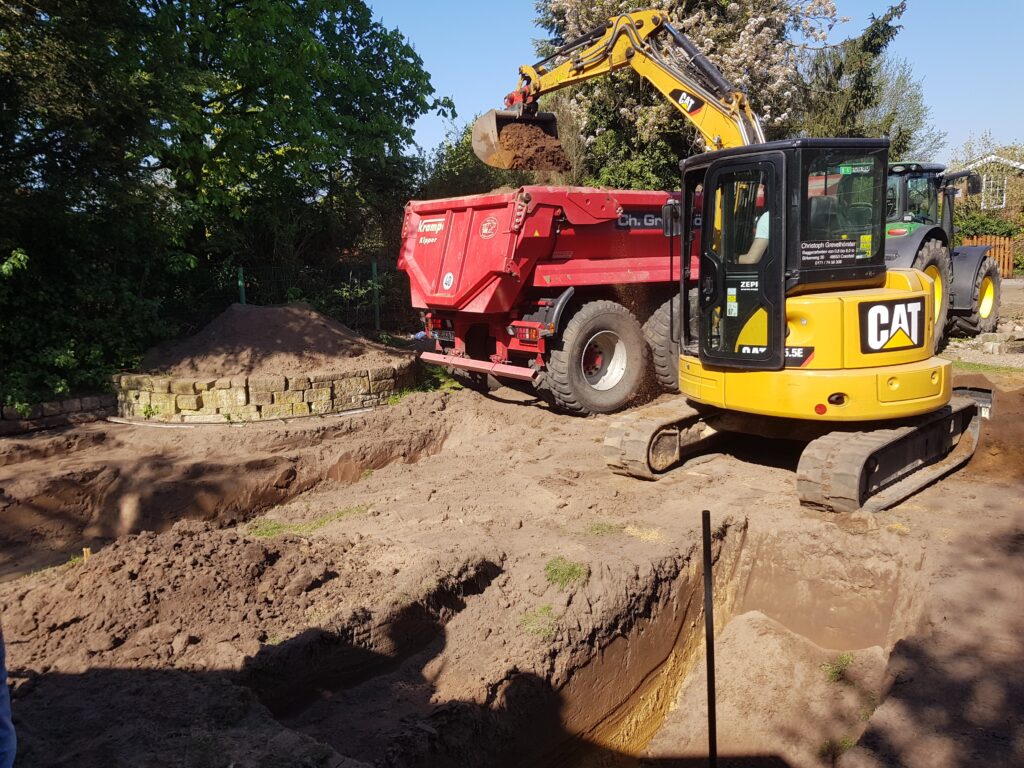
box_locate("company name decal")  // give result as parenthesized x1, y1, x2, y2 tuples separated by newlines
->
(417, 217, 445, 245)
(859, 298, 925, 353)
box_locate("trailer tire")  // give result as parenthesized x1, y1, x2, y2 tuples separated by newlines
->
(547, 300, 648, 415)
(950, 255, 1001, 336)
(643, 292, 698, 393)
(912, 239, 952, 351)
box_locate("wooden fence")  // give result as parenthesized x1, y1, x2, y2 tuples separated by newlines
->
(961, 235, 1016, 277)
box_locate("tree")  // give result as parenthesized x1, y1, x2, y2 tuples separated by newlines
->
(0, 0, 448, 406)
(418, 122, 532, 200)
(861, 55, 945, 161)
(533, 0, 843, 189)
(796, 3, 906, 144)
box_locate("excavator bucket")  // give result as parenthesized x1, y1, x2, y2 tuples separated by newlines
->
(471, 109, 569, 171)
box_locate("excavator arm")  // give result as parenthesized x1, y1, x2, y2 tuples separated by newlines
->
(472, 10, 765, 169)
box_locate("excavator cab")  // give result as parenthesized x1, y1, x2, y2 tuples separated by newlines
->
(681, 138, 889, 374)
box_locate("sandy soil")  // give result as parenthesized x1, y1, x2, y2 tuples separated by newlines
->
(494, 122, 571, 172)
(1, 371, 1023, 767)
(142, 303, 410, 377)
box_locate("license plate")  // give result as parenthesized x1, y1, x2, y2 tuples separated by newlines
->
(432, 329, 455, 342)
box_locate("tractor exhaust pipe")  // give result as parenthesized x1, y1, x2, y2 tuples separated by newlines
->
(471, 109, 569, 171)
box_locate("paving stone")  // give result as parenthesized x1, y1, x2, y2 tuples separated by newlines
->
(61, 398, 83, 414)
(273, 390, 304, 405)
(249, 390, 273, 406)
(214, 377, 233, 389)
(261, 404, 294, 419)
(305, 388, 331, 402)
(41, 401, 63, 417)
(249, 375, 286, 392)
(368, 365, 396, 381)
(149, 377, 171, 394)
(287, 376, 311, 391)
(179, 414, 228, 424)
(212, 387, 247, 409)
(293, 403, 311, 416)
(170, 379, 197, 395)
(176, 394, 201, 411)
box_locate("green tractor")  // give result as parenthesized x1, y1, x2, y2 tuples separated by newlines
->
(885, 163, 1002, 349)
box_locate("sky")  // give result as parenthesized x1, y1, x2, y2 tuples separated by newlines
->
(366, 0, 1024, 165)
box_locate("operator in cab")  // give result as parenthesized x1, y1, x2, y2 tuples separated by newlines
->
(738, 210, 769, 265)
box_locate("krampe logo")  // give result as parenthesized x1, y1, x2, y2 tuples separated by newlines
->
(859, 298, 925, 353)
(418, 218, 445, 234)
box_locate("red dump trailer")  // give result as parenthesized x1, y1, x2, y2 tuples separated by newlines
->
(398, 186, 697, 414)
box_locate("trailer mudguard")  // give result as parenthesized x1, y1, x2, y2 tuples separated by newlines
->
(949, 245, 991, 312)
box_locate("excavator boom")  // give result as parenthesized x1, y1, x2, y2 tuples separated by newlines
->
(473, 10, 764, 170)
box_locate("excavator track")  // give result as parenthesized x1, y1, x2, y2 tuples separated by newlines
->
(603, 400, 712, 480)
(796, 391, 990, 513)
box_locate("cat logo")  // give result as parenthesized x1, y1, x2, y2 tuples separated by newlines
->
(859, 297, 925, 353)
(668, 89, 705, 115)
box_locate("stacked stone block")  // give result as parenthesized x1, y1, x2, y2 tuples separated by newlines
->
(114, 360, 414, 423)
(0, 395, 117, 436)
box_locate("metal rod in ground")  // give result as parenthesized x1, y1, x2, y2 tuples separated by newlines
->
(237, 266, 246, 305)
(702, 509, 718, 768)
(371, 258, 381, 331)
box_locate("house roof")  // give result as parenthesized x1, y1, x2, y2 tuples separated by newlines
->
(962, 154, 1024, 173)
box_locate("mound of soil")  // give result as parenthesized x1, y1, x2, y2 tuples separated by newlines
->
(142, 303, 410, 377)
(496, 122, 571, 172)
(2, 522, 354, 676)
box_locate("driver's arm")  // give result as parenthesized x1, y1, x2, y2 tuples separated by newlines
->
(737, 211, 769, 265)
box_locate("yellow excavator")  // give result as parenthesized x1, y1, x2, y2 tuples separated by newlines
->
(474, 11, 991, 513)
(472, 9, 763, 169)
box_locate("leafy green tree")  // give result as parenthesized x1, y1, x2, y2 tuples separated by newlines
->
(418, 122, 531, 200)
(0, 0, 447, 406)
(796, 3, 906, 145)
(863, 55, 946, 161)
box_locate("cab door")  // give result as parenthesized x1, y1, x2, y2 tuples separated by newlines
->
(698, 154, 786, 370)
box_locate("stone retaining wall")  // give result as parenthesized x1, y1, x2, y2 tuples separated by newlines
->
(114, 360, 415, 423)
(0, 396, 117, 436)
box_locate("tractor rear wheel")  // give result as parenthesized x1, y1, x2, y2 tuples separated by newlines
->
(912, 239, 952, 351)
(950, 255, 1001, 336)
(546, 300, 648, 414)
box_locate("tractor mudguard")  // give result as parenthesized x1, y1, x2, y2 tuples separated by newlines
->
(949, 245, 991, 311)
(884, 224, 945, 269)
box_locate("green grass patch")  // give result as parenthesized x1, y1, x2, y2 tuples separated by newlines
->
(65, 553, 84, 567)
(248, 505, 368, 538)
(821, 652, 855, 683)
(544, 556, 589, 590)
(387, 364, 463, 406)
(819, 735, 856, 761)
(951, 360, 1024, 375)
(586, 521, 623, 537)
(519, 605, 557, 640)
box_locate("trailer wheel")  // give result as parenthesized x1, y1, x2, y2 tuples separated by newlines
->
(912, 239, 952, 351)
(546, 300, 648, 414)
(642, 292, 698, 393)
(950, 255, 1001, 336)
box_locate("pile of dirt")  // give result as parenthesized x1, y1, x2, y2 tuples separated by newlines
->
(2, 521, 355, 676)
(496, 122, 571, 172)
(142, 303, 410, 377)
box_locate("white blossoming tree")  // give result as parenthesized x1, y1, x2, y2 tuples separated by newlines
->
(533, 0, 842, 187)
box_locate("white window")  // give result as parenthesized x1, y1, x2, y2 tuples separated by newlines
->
(981, 173, 1007, 209)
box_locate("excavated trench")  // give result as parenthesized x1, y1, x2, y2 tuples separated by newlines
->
(0, 402, 451, 579)
(239, 515, 925, 768)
